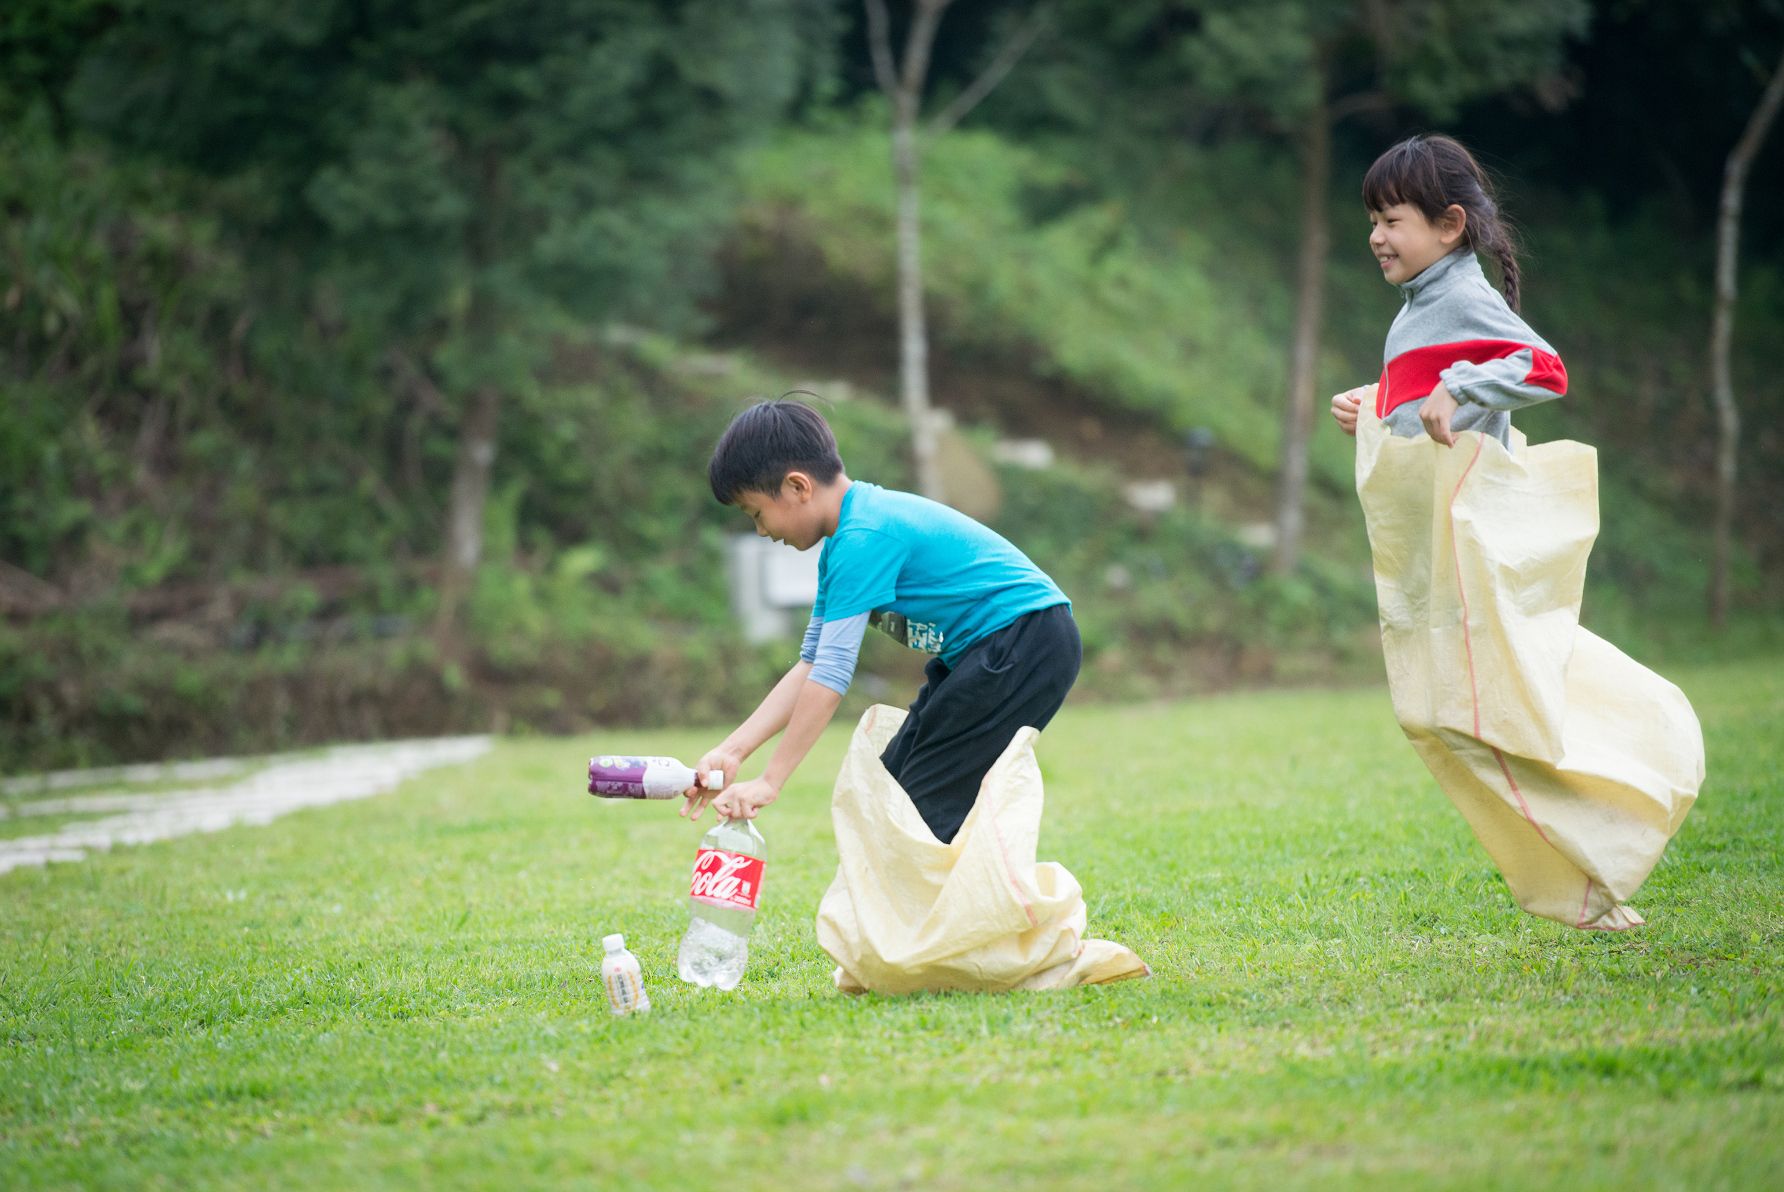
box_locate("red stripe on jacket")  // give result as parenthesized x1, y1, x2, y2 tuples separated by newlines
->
(1375, 339, 1568, 418)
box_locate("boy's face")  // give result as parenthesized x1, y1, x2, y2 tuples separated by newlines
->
(734, 475, 823, 551)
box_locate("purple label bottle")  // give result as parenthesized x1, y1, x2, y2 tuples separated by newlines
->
(588, 755, 723, 800)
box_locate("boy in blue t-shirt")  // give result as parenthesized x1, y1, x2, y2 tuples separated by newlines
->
(682, 399, 1079, 844)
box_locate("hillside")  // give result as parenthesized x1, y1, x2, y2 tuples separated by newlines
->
(3, 114, 1780, 770)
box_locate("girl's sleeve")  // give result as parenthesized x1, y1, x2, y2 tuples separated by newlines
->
(1440, 345, 1568, 413)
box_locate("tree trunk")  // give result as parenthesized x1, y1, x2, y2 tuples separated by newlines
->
(892, 109, 945, 502)
(882, 0, 951, 503)
(434, 384, 502, 649)
(1272, 79, 1332, 576)
(866, 0, 1044, 505)
(1708, 47, 1784, 628)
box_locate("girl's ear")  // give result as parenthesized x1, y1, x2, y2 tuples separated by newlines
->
(1438, 203, 1468, 246)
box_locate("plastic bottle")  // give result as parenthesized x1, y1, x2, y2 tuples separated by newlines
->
(588, 755, 723, 800)
(677, 816, 766, 990)
(600, 933, 650, 1016)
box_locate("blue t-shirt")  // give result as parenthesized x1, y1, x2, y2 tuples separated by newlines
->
(808, 482, 1068, 677)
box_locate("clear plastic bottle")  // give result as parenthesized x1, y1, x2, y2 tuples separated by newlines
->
(600, 933, 650, 1016)
(588, 755, 723, 800)
(677, 816, 766, 990)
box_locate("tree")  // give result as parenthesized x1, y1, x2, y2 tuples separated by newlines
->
(0, 0, 113, 134)
(1708, 43, 1784, 627)
(967, 0, 1590, 568)
(864, 0, 1049, 501)
(1162, 0, 1589, 573)
(67, 0, 833, 647)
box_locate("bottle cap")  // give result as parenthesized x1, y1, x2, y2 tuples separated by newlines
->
(703, 770, 724, 790)
(603, 933, 625, 952)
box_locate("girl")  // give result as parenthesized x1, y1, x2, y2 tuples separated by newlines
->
(1333, 135, 1703, 931)
(1331, 134, 1566, 447)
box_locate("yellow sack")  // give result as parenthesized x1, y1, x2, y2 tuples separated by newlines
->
(1355, 395, 1703, 930)
(815, 705, 1149, 994)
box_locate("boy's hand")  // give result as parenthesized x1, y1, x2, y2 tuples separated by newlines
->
(1330, 386, 1368, 436)
(1420, 383, 1461, 447)
(711, 777, 779, 822)
(680, 746, 743, 821)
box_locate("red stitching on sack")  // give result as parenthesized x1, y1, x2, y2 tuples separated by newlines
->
(983, 770, 1038, 928)
(1490, 746, 1555, 849)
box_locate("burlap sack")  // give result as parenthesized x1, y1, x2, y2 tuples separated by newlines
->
(1355, 392, 1702, 929)
(816, 705, 1148, 993)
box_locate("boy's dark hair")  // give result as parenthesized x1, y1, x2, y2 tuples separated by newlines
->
(1363, 134, 1524, 312)
(708, 399, 846, 504)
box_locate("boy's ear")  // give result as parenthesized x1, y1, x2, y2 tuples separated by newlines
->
(1438, 204, 1468, 245)
(782, 470, 816, 500)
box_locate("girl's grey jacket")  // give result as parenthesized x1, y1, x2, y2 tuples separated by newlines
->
(1376, 249, 1568, 447)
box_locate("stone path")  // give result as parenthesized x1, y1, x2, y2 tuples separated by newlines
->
(0, 736, 492, 874)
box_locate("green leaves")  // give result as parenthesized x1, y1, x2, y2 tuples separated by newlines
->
(64, 0, 836, 368)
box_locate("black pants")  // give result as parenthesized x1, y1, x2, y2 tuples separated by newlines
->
(879, 604, 1081, 844)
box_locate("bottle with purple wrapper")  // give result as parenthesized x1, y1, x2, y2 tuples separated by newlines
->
(588, 755, 724, 800)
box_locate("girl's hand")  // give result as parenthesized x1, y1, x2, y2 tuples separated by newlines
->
(711, 777, 779, 821)
(1420, 383, 1461, 447)
(1330, 386, 1368, 436)
(680, 746, 743, 821)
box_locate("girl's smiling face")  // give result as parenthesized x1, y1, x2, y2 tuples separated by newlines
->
(1368, 202, 1467, 285)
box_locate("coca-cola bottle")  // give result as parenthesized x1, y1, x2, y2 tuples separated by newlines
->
(588, 755, 723, 800)
(677, 816, 766, 990)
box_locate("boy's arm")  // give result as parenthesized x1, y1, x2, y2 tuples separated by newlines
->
(680, 659, 812, 819)
(711, 680, 844, 821)
(695, 611, 868, 821)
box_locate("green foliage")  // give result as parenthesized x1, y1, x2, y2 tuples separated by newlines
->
(67, 0, 839, 381)
(0, 0, 111, 125)
(737, 114, 1329, 478)
(737, 113, 1780, 630)
(0, 110, 247, 581)
(1030, 0, 1591, 127)
(3, 3, 1780, 769)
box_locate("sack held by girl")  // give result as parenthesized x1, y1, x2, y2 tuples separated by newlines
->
(1333, 134, 1704, 931)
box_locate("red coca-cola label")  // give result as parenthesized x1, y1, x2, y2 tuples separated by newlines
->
(689, 847, 765, 911)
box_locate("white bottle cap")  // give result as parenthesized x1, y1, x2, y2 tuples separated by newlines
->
(703, 770, 724, 790)
(603, 933, 626, 952)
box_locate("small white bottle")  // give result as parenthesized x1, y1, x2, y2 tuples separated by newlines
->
(600, 933, 650, 1016)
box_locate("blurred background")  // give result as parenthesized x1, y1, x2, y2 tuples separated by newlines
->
(3, 0, 1781, 771)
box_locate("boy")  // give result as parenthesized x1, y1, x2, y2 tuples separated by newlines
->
(682, 399, 1078, 844)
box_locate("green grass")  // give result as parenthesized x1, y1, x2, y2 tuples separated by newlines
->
(2, 657, 1778, 1190)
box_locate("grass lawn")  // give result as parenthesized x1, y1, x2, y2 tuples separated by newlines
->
(2, 657, 1778, 1190)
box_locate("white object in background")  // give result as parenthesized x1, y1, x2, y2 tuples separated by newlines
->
(991, 438, 1056, 469)
(1122, 479, 1178, 514)
(725, 535, 820, 644)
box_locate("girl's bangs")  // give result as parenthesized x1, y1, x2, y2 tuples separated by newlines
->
(1362, 152, 1405, 211)
(1362, 140, 1442, 214)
